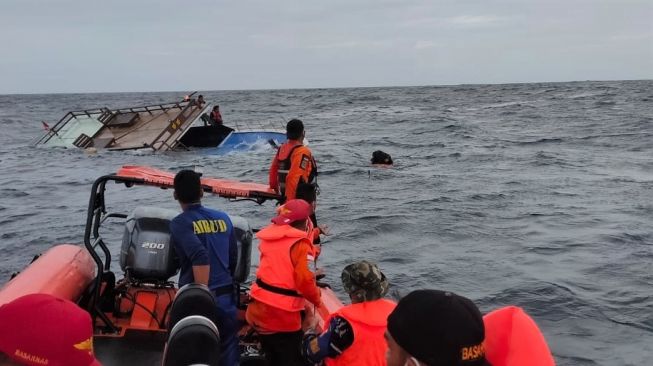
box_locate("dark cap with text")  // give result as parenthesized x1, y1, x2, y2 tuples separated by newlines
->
(387, 289, 488, 366)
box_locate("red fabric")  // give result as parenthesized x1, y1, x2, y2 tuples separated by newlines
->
(0, 294, 101, 366)
(271, 199, 312, 225)
(325, 299, 397, 366)
(483, 306, 554, 366)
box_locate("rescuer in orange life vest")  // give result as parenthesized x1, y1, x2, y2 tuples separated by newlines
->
(385, 289, 491, 366)
(302, 260, 397, 366)
(246, 199, 323, 366)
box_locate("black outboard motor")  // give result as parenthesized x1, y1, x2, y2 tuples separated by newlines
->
(120, 207, 180, 283)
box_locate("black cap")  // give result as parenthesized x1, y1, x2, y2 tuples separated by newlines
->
(387, 290, 488, 366)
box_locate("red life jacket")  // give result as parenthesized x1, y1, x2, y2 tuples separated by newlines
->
(325, 299, 397, 366)
(211, 110, 222, 124)
(250, 224, 315, 312)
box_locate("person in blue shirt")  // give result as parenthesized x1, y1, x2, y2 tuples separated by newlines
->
(170, 169, 239, 365)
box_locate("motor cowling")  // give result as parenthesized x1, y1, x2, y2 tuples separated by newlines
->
(120, 207, 180, 282)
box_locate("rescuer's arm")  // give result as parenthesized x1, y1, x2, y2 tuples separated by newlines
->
(302, 316, 354, 363)
(269, 149, 280, 191)
(170, 217, 210, 285)
(290, 239, 322, 307)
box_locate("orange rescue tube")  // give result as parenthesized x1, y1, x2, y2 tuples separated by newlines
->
(0, 244, 96, 306)
(484, 306, 555, 366)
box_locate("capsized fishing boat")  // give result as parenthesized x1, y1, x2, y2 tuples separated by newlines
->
(33, 98, 286, 153)
(0, 165, 342, 366)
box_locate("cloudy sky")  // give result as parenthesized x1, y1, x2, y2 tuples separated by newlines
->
(1, 0, 652, 94)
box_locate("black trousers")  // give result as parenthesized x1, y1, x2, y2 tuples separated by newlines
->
(258, 330, 305, 366)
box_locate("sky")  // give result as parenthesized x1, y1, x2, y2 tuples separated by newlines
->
(1, 0, 652, 94)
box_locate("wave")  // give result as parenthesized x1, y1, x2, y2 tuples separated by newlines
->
(508, 138, 564, 146)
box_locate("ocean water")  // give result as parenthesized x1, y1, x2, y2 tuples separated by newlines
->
(0, 80, 652, 365)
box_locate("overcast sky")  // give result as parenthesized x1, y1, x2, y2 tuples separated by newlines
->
(1, 0, 652, 94)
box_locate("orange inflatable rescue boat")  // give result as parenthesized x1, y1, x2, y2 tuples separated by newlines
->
(0, 165, 342, 366)
(0, 165, 556, 365)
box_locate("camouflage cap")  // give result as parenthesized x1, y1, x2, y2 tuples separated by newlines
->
(341, 260, 389, 302)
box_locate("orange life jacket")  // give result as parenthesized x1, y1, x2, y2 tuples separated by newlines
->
(483, 306, 554, 366)
(250, 224, 315, 312)
(276, 143, 318, 199)
(325, 299, 397, 366)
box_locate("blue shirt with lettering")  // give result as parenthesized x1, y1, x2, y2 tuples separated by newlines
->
(170, 204, 237, 290)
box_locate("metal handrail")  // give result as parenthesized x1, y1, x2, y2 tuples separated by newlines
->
(34, 101, 190, 146)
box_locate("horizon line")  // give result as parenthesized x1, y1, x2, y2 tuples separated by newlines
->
(1, 78, 651, 96)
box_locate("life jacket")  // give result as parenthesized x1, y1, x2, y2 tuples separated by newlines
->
(250, 224, 315, 312)
(276, 143, 318, 199)
(210, 110, 222, 125)
(325, 299, 397, 366)
(483, 306, 554, 366)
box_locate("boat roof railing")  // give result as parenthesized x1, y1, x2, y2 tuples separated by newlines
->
(231, 118, 285, 133)
(34, 101, 192, 146)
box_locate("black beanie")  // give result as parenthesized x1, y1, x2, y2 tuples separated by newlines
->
(387, 289, 488, 366)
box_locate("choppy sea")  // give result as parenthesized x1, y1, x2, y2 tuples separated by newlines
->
(0, 80, 652, 365)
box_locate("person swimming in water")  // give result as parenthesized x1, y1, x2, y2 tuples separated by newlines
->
(371, 150, 393, 165)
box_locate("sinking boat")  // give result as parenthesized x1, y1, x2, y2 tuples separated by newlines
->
(33, 99, 286, 153)
(0, 165, 341, 365)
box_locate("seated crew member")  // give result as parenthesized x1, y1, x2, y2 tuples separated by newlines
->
(0, 293, 101, 366)
(303, 260, 396, 365)
(269, 119, 318, 205)
(210, 105, 223, 125)
(371, 150, 393, 165)
(169, 170, 239, 366)
(197, 95, 206, 108)
(246, 199, 322, 366)
(385, 290, 490, 366)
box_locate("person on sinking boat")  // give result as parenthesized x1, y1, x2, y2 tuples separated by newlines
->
(302, 260, 397, 366)
(210, 105, 223, 126)
(246, 199, 323, 366)
(170, 170, 240, 366)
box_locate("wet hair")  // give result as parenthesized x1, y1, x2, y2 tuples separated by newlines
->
(174, 170, 202, 204)
(371, 150, 393, 165)
(198, 95, 204, 100)
(286, 119, 304, 140)
(213, 105, 220, 111)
